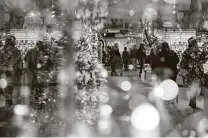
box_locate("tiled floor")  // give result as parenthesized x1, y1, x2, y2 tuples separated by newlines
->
(108, 70, 204, 137)
(0, 70, 205, 137)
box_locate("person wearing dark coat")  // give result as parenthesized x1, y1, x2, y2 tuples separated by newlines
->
(110, 44, 121, 76)
(25, 41, 54, 105)
(130, 45, 137, 70)
(0, 36, 23, 107)
(137, 43, 146, 77)
(122, 47, 129, 71)
(152, 42, 179, 82)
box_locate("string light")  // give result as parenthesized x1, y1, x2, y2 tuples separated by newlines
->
(14, 105, 29, 116)
(30, 12, 35, 17)
(173, 0, 176, 14)
(121, 81, 132, 91)
(100, 105, 113, 116)
(128, 64, 134, 70)
(131, 103, 160, 131)
(159, 79, 179, 101)
(0, 78, 7, 89)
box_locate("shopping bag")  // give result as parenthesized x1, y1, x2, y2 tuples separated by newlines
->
(145, 67, 152, 82)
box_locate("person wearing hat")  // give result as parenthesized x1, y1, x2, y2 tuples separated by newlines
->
(180, 37, 207, 109)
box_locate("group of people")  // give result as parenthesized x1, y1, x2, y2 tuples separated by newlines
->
(122, 43, 146, 76)
(151, 37, 208, 109)
(2, 35, 207, 110)
(0, 36, 23, 107)
(106, 43, 147, 76)
(107, 37, 208, 109)
(0, 36, 57, 108)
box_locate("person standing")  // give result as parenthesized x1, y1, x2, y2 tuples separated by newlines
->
(130, 45, 137, 70)
(110, 43, 121, 76)
(137, 43, 146, 77)
(104, 46, 111, 70)
(150, 41, 159, 68)
(122, 47, 129, 71)
(25, 41, 42, 84)
(180, 37, 206, 109)
(25, 41, 45, 106)
(0, 36, 22, 107)
(152, 42, 179, 82)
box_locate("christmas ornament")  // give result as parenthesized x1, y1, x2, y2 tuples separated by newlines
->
(129, 9, 135, 16)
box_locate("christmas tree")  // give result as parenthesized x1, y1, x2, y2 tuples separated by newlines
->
(18, 0, 108, 136)
(74, 0, 108, 126)
(74, 30, 106, 125)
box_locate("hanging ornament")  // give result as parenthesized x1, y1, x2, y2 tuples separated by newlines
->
(129, 9, 135, 17)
